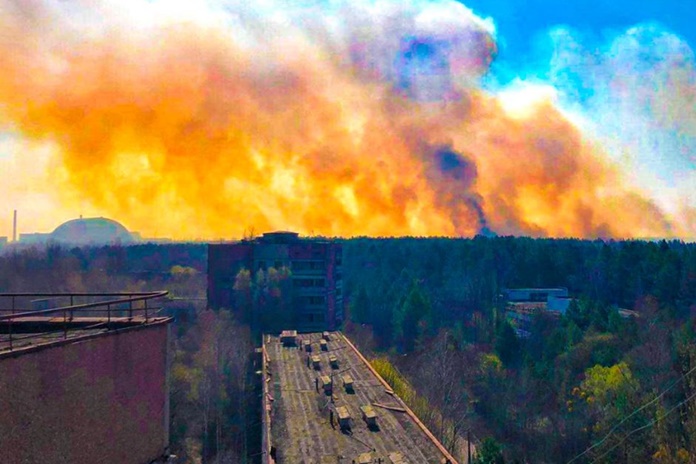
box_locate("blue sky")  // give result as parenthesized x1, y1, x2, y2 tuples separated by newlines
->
(462, 0, 696, 74)
(460, 0, 696, 197)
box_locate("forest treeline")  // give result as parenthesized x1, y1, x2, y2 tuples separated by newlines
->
(1, 237, 696, 463)
(343, 237, 695, 349)
(342, 237, 696, 463)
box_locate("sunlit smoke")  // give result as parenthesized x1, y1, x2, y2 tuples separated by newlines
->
(0, 0, 693, 240)
(545, 24, 696, 229)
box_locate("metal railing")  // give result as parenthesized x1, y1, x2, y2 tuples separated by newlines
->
(0, 291, 168, 352)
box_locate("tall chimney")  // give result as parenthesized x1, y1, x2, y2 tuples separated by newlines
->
(12, 209, 17, 242)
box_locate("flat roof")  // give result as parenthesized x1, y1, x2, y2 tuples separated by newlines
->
(264, 332, 451, 463)
(0, 316, 171, 356)
(0, 292, 171, 357)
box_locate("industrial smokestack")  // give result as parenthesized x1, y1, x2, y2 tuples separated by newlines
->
(12, 210, 16, 242)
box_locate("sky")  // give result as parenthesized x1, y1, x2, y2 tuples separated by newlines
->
(466, 0, 696, 203)
(464, 0, 696, 67)
(0, 0, 694, 240)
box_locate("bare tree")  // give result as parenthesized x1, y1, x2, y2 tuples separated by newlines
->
(414, 330, 473, 460)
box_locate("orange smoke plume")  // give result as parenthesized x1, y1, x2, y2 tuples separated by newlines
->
(0, 0, 693, 240)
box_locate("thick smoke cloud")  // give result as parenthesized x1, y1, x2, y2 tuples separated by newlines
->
(545, 24, 696, 228)
(0, 0, 693, 239)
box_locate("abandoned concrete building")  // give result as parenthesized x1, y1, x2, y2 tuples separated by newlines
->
(0, 292, 172, 464)
(261, 331, 458, 464)
(208, 231, 343, 332)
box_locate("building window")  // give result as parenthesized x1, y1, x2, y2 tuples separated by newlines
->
(292, 260, 324, 271)
(293, 278, 325, 288)
(297, 296, 326, 305)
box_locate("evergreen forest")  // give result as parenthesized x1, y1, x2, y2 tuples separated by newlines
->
(1, 236, 695, 463)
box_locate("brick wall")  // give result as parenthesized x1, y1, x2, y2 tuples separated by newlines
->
(0, 323, 170, 464)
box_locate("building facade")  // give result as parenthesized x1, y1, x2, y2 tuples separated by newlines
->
(0, 292, 172, 464)
(208, 231, 343, 332)
(503, 288, 569, 303)
(503, 288, 571, 338)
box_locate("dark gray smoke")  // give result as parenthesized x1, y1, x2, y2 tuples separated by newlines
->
(431, 146, 493, 235)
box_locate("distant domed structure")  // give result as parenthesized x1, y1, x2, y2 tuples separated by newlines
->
(50, 217, 135, 245)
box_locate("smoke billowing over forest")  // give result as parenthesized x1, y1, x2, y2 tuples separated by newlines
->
(1, 0, 694, 240)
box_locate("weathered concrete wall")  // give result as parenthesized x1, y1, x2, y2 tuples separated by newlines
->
(0, 323, 170, 464)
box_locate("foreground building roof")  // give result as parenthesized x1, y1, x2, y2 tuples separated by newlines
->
(262, 332, 456, 464)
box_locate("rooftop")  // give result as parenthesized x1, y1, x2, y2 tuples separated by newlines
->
(263, 332, 454, 464)
(259, 231, 301, 244)
(0, 292, 169, 355)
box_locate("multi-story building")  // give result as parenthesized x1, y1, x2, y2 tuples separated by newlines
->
(503, 287, 569, 303)
(503, 288, 572, 338)
(208, 231, 343, 332)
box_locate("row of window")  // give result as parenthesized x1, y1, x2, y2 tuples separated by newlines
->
(300, 313, 326, 323)
(251, 260, 342, 272)
(295, 296, 326, 305)
(293, 278, 325, 288)
(292, 260, 325, 271)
